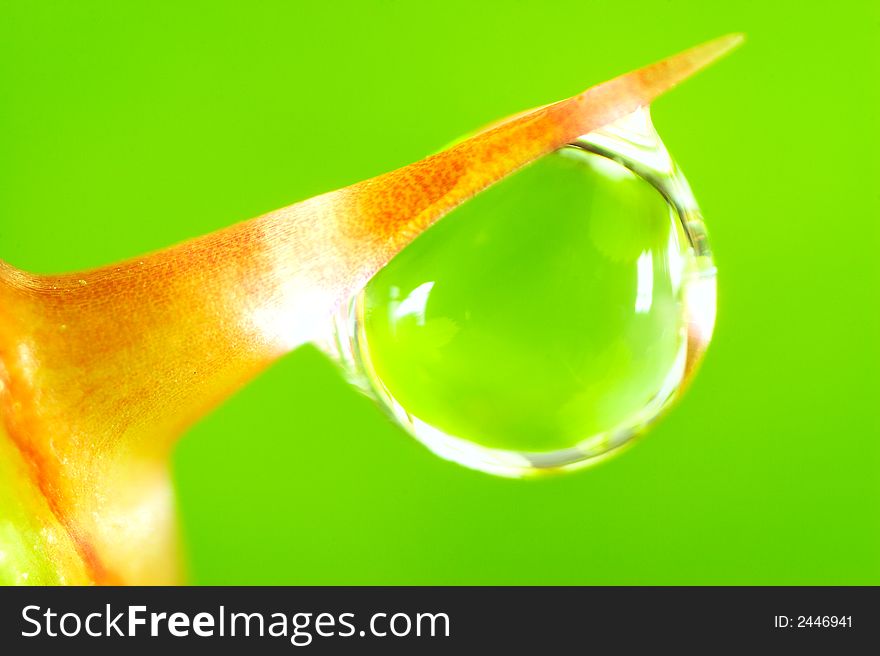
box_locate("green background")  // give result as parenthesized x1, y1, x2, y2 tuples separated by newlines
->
(1, 1, 877, 584)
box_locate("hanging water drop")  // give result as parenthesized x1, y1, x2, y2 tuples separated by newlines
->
(329, 108, 716, 476)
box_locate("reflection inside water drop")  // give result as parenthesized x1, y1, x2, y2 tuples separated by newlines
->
(326, 108, 716, 477)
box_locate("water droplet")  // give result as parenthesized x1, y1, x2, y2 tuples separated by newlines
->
(327, 108, 716, 477)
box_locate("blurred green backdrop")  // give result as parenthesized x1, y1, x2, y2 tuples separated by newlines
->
(1, 1, 878, 584)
